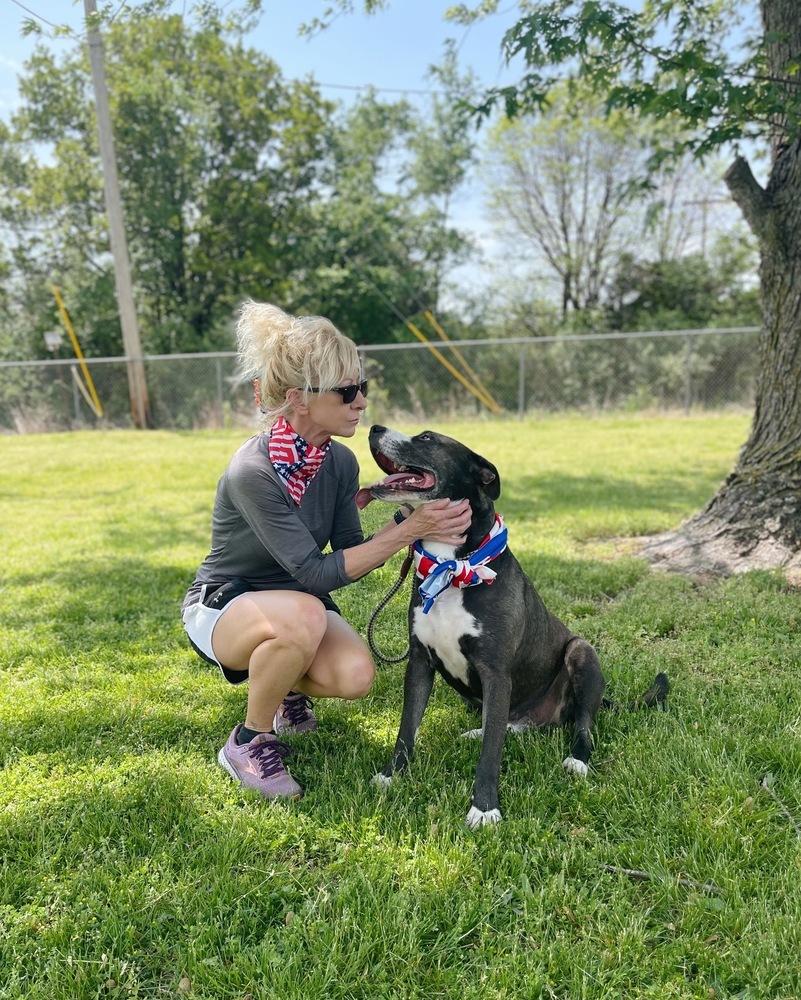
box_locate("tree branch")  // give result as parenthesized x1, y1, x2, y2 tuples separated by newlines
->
(724, 155, 773, 243)
(603, 865, 724, 895)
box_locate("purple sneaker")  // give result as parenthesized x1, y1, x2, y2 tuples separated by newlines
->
(217, 725, 303, 800)
(274, 692, 317, 735)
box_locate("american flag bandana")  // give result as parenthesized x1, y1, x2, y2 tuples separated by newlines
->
(413, 514, 508, 614)
(268, 415, 330, 505)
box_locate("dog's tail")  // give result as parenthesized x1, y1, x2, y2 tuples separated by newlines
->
(603, 671, 669, 713)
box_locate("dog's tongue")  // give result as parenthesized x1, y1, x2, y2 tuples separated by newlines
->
(356, 471, 421, 510)
(355, 487, 374, 509)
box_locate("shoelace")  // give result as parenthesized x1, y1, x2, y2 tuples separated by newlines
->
(281, 695, 314, 725)
(248, 738, 293, 778)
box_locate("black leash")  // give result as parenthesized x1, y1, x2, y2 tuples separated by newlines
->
(366, 547, 414, 666)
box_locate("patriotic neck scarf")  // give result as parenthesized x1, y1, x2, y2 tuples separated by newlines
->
(413, 514, 508, 614)
(268, 416, 330, 505)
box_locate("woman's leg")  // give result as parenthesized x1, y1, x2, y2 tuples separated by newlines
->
(211, 591, 375, 732)
(296, 610, 375, 702)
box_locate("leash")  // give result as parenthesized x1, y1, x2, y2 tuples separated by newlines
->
(366, 547, 414, 666)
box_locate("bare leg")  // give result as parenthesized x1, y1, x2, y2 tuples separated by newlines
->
(211, 591, 374, 732)
(297, 611, 375, 702)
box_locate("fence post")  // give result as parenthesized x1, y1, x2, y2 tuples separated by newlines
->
(684, 336, 692, 415)
(71, 366, 81, 424)
(518, 344, 526, 419)
(215, 358, 224, 428)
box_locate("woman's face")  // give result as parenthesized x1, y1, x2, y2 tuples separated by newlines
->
(289, 373, 367, 446)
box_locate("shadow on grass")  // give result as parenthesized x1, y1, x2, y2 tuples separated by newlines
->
(500, 469, 720, 520)
(3, 557, 195, 652)
(98, 497, 212, 554)
(2, 542, 679, 848)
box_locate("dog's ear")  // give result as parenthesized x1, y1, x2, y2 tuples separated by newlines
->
(476, 457, 501, 500)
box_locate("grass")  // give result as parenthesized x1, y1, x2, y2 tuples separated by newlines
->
(1, 413, 800, 1000)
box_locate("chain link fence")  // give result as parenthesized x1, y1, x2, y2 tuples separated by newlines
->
(0, 327, 760, 433)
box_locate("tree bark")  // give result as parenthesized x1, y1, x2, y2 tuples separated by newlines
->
(640, 0, 801, 578)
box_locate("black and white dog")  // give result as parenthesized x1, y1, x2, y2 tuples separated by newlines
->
(357, 425, 667, 828)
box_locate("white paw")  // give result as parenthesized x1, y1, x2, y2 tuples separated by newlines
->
(562, 756, 589, 777)
(465, 806, 502, 829)
(461, 727, 484, 739)
(372, 773, 393, 788)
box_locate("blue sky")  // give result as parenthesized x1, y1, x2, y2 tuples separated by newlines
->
(0, 1, 757, 304)
(0, 1, 520, 115)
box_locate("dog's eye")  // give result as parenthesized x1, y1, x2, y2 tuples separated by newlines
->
(418, 433, 432, 442)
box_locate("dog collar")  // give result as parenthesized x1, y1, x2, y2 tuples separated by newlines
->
(413, 514, 507, 614)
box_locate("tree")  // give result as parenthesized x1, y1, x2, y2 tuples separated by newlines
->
(1, 6, 478, 363)
(1, 13, 336, 357)
(451, 0, 801, 576)
(404, 42, 481, 310)
(284, 74, 477, 345)
(605, 234, 761, 332)
(483, 86, 669, 316)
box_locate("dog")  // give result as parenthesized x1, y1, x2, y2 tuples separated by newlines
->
(356, 425, 668, 828)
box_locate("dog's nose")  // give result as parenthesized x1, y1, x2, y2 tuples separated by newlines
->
(369, 424, 386, 435)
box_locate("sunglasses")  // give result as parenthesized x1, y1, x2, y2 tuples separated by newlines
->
(305, 379, 368, 404)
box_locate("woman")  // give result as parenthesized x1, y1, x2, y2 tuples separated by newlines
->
(182, 302, 472, 801)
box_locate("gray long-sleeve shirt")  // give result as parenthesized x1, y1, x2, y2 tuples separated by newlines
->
(183, 433, 366, 610)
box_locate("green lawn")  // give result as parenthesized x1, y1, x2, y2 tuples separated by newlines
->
(2, 414, 800, 999)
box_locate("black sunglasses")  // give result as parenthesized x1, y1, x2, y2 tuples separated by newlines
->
(305, 379, 368, 404)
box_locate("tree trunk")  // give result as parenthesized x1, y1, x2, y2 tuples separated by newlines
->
(640, 0, 801, 578)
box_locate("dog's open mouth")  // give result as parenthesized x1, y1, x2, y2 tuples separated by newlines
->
(355, 451, 436, 509)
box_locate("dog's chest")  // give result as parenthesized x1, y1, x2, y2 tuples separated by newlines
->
(411, 586, 482, 686)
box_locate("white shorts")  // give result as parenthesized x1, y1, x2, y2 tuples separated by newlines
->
(181, 581, 251, 683)
(181, 580, 341, 684)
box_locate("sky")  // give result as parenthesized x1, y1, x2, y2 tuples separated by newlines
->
(0, 0, 525, 287)
(0, 1, 520, 109)
(0, 1, 763, 141)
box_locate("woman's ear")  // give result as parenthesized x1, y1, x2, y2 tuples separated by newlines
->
(285, 387, 308, 413)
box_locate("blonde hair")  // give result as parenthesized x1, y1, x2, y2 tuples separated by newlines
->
(236, 301, 361, 423)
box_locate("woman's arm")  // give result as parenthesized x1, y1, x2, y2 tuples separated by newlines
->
(342, 498, 471, 581)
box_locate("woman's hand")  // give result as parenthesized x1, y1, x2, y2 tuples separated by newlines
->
(344, 498, 473, 581)
(403, 498, 472, 545)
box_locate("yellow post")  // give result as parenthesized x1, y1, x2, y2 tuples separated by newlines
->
(423, 310, 503, 414)
(405, 321, 500, 413)
(52, 286, 104, 418)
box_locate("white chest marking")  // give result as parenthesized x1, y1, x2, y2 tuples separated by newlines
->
(412, 585, 482, 685)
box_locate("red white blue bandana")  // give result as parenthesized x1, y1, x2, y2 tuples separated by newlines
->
(413, 514, 508, 613)
(268, 416, 330, 505)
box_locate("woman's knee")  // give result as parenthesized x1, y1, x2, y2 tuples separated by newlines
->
(215, 592, 329, 669)
(290, 595, 330, 647)
(337, 653, 376, 700)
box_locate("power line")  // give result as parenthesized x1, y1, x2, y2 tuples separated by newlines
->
(6, 1, 447, 98)
(313, 80, 439, 97)
(7, 0, 76, 34)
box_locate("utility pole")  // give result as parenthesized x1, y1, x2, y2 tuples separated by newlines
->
(83, 0, 149, 428)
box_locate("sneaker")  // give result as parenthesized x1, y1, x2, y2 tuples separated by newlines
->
(217, 725, 303, 800)
(274, 692, 317, 735)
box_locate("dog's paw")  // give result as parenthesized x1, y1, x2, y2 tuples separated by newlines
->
(562, 756, 589, 778)
(372, 773, 393, 788)
(461, 728, 484, 740)
(465, 806, 502, 829)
